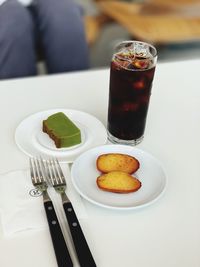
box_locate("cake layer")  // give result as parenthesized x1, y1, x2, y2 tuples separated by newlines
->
(43, 112, 81, 148)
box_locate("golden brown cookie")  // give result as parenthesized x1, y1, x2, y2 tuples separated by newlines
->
(96, 153, 140, 174)
(97, 171, 141, 193)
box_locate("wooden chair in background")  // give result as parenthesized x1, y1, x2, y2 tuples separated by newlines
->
(84, 0, 200, 45)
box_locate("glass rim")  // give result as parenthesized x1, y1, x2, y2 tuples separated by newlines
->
(112, 40, 157, 71)
(114, 40, 158, 58)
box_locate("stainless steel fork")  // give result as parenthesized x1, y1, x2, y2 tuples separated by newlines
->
(42, 158, 97, 267)
(29, 158, 73, 267)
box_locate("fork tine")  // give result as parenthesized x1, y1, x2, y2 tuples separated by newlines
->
(47, 158, 62, 185)
(38, 157, 65, 186)
(52, 158, 65, 185)
(29, 158, 36, 184)
(30, 157, 45, 184)
(40, 158, 51, 180)
(36, 158, 44, 182)
(30, 157, 39, 184)
(50, 159, 58, 182)
(55, 158, 65, 179)
(34, 158, 40, 182)
(41, 158, 58, 186)
(48, 158, 58, 185)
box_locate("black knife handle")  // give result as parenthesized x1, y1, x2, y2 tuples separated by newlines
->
(44, 201, 73, 267)
(63, 202, 97, 267)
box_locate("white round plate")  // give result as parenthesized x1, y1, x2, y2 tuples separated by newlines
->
(71, 144, 167, 210)
(15, 109, 107, 162)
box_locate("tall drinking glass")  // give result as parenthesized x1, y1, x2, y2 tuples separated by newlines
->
(107, 40, 157, 145)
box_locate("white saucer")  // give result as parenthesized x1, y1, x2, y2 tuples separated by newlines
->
(71, 144, 167, 210)
(15, 109, 107, 162)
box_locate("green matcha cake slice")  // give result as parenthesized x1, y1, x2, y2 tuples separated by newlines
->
(43, 112, 81, 148)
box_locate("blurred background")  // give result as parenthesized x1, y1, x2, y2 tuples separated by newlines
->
(75, 0, 200, 68)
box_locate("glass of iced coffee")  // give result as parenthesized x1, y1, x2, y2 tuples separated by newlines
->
(107, 40, 157, 145)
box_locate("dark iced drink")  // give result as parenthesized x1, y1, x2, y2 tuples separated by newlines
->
(107, 41, 157, 145)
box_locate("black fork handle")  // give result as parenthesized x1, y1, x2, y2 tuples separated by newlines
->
(44, 201, 73, 267)
(63, 202, 97, 267)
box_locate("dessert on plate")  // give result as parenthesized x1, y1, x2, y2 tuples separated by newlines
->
(96, 153, 141, 194)
(43, 112, 81, 148)
(97, 171, 141, 193)
(96, 153, 140, 174)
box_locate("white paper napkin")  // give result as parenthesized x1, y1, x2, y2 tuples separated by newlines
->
(0, 164, 87, 237)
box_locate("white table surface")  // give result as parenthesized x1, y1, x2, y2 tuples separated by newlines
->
(0, 59, 200, 267)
